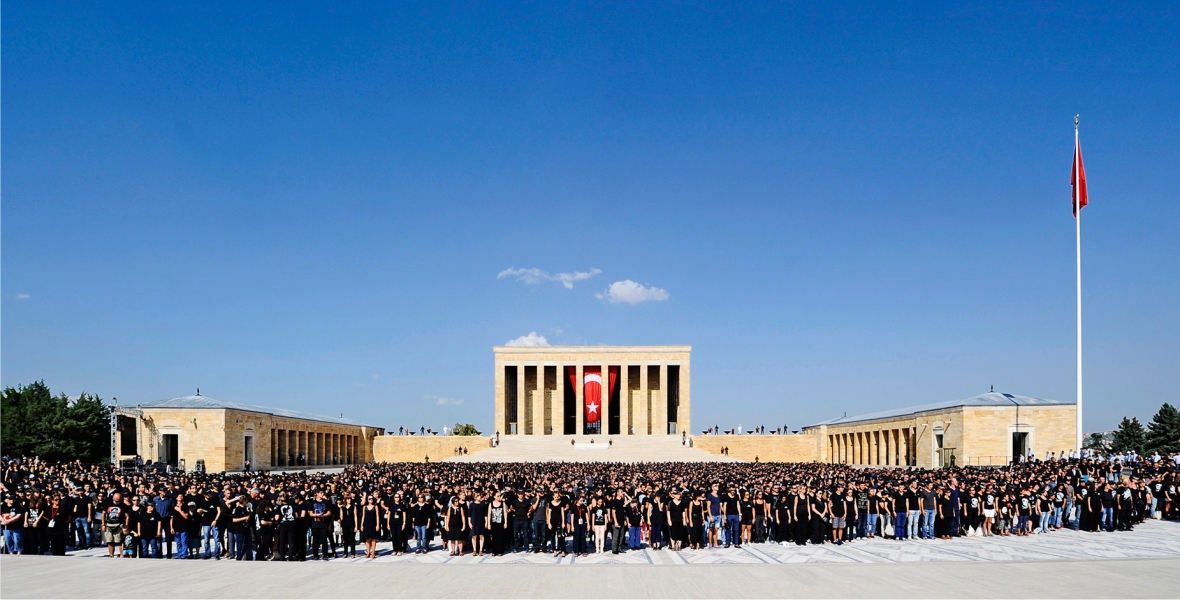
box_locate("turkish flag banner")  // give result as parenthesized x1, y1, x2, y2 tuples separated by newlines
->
(583, 367, 602, 424)
(1072, 136, 1088, 217)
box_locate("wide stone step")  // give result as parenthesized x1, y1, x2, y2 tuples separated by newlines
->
(446, 435, 738, 463)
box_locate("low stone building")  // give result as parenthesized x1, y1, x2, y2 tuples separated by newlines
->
(803, 392, 1077, 468)
(114, 395, 384, 472)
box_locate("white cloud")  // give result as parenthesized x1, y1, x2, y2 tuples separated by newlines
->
(597, 280, 670, 304)
(505, 331, 550, 347)
(425, 394, 466, 407)
(498, 267, 602, 289)
(15, 294, 30, 300)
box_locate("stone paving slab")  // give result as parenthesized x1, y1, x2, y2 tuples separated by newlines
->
(4, 555, 1178, 598)
(53, 517, 1180, 565)
(3, 520, 1177, 598)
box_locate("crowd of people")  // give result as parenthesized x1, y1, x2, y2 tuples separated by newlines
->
(2, 453, 1177, 560)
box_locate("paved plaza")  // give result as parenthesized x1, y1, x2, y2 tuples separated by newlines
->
(3, 520, 1177, 598)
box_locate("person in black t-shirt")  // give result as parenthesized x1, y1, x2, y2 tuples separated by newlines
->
(229, 496, 252, 560)
(410, 495, 433, 554)
(306, 491, 335, 560)
(138, 502, 163, 558)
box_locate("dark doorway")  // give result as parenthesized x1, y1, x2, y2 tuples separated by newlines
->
(667, 365, 680, 431)
(504, 366, 518, 435)
(563, 371, 576, 434)
(1012, 432, 1028, 461)
(161, 434, 179, 467)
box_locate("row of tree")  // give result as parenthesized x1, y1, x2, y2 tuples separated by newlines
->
(1, 381, 111, 463)
(1086, 403, 1180, 456)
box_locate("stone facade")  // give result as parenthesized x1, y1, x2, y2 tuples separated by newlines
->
(372, 435, 492, 463)
(803, 397, 1077, 469)
(692, 394, 1077, 467)
(493, 346, 691, 437)
(116, 400, 384, 473)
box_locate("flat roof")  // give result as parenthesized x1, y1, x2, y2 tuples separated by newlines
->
(805, 392, 1074, 428)
(134, 395, 382, 429)
(494, 345, 691, 353)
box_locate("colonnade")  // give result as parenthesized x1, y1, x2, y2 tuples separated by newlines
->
(828, 427, 916, 466)
(272, 428, 362, 467)
(498, 362, 687, 436)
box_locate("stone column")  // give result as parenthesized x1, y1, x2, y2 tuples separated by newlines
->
(532, 366, 543, 436)
(618, 363, 627, 434)
(680, 361, 691, 437)
(556, 365, 565, 435)
(638, 364, 650, 435)
(575, 364, 584, 435)
(517, 365, 527, 435)
(658, 364, 669, 434)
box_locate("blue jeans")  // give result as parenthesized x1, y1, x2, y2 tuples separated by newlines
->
(74, 518, 91, 548)
(414, 525, 428, 552)
(725, 515, 741, 546)
(1038, 513, 1049, 533)
(922, 510, 936, 539)
(531, 521, 547, 552)
(1100, 507, 1113, 531)
(894, 512, 907, 539)
(229, 532, 248, 560)
(1066, 501, 1077, 528)
(907, 510, 920, 539)
(141, 538, 161, 558)
(202, 525, 221, 559)
(173, 531, 189, 558)
(857, 513, 868, 538)
(513, 520, 530, 550)
(866, 513, 878, 536)
(1051, 507, 1063, 528)
(628, 526, 642, 549)
(4, 529, 24, 553)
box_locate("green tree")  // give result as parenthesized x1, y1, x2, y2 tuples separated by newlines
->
(1144, 402, 1180, 456)
(451, 423, 481, 436)
(1083, 432, 1110, 454)
(1, 381, 110, 463)
(1110, 417, 1146, 455)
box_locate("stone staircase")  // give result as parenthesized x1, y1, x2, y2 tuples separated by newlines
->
(447, 435, 738, 463)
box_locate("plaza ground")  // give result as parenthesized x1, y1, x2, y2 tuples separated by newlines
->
(3, 519, 1177, 598)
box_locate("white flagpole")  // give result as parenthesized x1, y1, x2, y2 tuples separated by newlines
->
(1075, 115, 1083, 454)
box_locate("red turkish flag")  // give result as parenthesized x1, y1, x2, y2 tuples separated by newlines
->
(1072, 136, 1088, 217)
(583, 367, 602, 424)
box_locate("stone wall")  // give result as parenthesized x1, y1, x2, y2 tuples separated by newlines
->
(121, 408, 382, 472)
(692, 434, 820, 462)
(373, 435, 493, 463)
(960, 405, 1078, 466)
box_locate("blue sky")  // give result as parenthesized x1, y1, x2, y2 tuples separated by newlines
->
(3, 2, 1178, 435)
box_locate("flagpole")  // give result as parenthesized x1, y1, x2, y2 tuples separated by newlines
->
(1075, 115, 1083, 454)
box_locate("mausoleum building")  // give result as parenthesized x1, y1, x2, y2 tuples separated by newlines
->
(493, 345, 691, 437)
